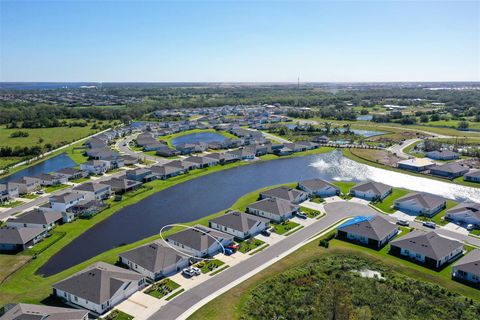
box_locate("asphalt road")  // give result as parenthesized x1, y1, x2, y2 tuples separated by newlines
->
(388, 138, 420, 159)
(148, 201, 480, 320)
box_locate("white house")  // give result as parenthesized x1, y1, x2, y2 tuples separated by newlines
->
(73, 182, 111, 201)
(52, 262, 146, 315)
(350, 181, 392, 201)
(445, 202, 480, 226)
(247, 198, 298, 222)
(452, 249, 480, 284)
(394, 192, 446, 217)
(6, 209, 63, 231)
(80, 160, 110, 175)
(48, 192, 85, 212)
(209, 211, 269, 239)
(260, 186, 308, 204)
(297, 179, 340, 197)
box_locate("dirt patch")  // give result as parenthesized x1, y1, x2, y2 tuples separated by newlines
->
(0, 254, 32, 284)
(350, 149, 401, 166)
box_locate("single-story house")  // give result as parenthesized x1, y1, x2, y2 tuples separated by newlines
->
(167, 160, 198, 171)
(445, 202, 480, 226)
(350, 181, 392, 201)
(297, 179, 340, 197)
(312, 135, 329, 144)
(126, 168, 156, 182)
(296, 141, 319, 150)
(274, 146, 294, 156)
(227, 148, 255, 160)
(464, 170, 480, 183)
(143, 142, 167, 152)
(0, 303, 89, 320)
(430, 163, 469, 179)
(184, 155, 220, 168)
(8, 177, 42, 195)
(103, 178, 142, 194)
(452, 249, 480, 285)
(336, 215, 398, 248)
(390, 230, 464, 269)
(48, 192, 86, 212)
(119, 240, 190, 281)
(394, 192, 446, 217)
(426, 150, 459, 160)
(397, 158, 435, 172)
(52, 262, 146, 315)
(203, 152, 239, 164)
(0, 227, 48, 252)
(156, 146, 180, 157)
(150, 164, 183, 180)
(175, 142, 208, 154)
(247, 198, 299, 222)
(166, 225, 234, 257)
(6, 209, 63, 230)
(80, 160, 110, 175)
(55, 167, 88, 180)
(209, 211, 269, 240)
(260, 186, 308, 204)
(73, 182, 111, 201)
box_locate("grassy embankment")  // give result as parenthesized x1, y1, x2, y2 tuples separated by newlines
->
(0, 147, 333, 306)
(189, 232, 480, 320)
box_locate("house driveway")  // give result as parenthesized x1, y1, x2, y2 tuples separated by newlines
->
(443, 222, 470, 235)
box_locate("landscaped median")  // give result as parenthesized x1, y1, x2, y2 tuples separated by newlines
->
(144, 278, 181, 299)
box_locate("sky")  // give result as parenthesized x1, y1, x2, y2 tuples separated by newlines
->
(0, 0, 479, 82)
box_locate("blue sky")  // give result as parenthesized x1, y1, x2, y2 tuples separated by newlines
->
(0, 0, 479, 82)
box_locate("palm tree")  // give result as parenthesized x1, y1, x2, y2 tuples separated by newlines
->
(343, 123, 352, 135)
(323, 122, 331, 135)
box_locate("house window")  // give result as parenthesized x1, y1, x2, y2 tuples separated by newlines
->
(74, 296, 78, 302)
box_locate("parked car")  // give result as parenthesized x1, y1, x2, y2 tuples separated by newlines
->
(467, 224, 475, 231)
(423, 221, 436, 229)
(261, 229, 271, 237)
(224, 248, 234, 255)
(35, 190, 44, 195)
(226, 244, 240, 252)
(182, 268, 195, 277)
(296, 212, 308, 219)
(191, 266, 201, 275)
(396, 219, 410, 226)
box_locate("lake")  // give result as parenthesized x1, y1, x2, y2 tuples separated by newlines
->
(171, 132, 227, 147)
(0, 153, 76, 184)
(37, 151, 480, 276)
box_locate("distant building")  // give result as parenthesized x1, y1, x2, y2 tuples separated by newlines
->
(430, 163, 469, 179)
(397, 158, 435, 172)
(426, 150, 459, 161)
(464, 170, 480, 183)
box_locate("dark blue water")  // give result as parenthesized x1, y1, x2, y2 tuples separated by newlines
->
(171, 132, 227, 147)
(38, 153, 353, 276)
(0, 153, 76, 184)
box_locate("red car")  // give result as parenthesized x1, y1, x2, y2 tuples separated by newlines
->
(226, 244, 240, 252)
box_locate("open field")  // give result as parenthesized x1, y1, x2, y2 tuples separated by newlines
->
(372, 188, 410, 213)
(189, 235, 480, 320)
(0, 149, 329, 306)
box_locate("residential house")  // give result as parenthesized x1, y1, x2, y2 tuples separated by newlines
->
(312, 135, 329, 144)
(445, 202, 480, 226)
(394, 192, 446, 217)
(103, 177, 142, 194)
(48, 192, 86, 212)
(167, 160, 198, 172)
(390, 230, 463, 269)
(55, 167, 88, 180)
(247, 198, 299, 222)
(85, 137, 107, 149)
(204, 152, 239, 164)
(397, 158, 435, 172)
(184, 155, 220, 168)
(350, 181, 392, 201)
(126, 168, 156, 182)
(68, 200, 106, 218)
(430, 163, 469, 179)
(0, 183, 19, 203)
(8, 177, 42, 195)
(73, 182, 111, 201)
(52, 262, 146, 315)
(80, 160, 110, 175)
(166, 225, 234, 257)
(260, 186, 308, 204)
(36, 173, 68, 186)
(336, 215, 398, 248)
(6, 209, 63, 230)
(0, 303, 88, 320)
(156, 146, 180, 157)
(297, 179, 340, 197)
(175, 142, 208, 154)
(209, 211, 269, 240)
(227, 148, 255, 160)
(464, 170, 480, 183)
(426, 150, 459, 160)
(0, 227, 48, 252)
(119, 240, 190, 281)
(452, 249, 480, 285)
(150, 165, 183, 180)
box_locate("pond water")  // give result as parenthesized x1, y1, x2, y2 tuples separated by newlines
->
(349, 129, 385, 137)
(356, 115, 373, 121)
(171, 132, 227, 147)
(38, 151, 480, 276)
(0, 153, 76, 184)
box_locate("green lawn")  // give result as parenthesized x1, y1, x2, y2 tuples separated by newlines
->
(415, 200, 459, 226)
(0, 200, 24, 208)
(238, 238, 265, 254)
(299, 206, 322, 218)
(195, 259, 225, 274)
(331, 181, 356, 196)
(19, 194, 39, 200)
(271, 221, 300, 235)
(372, 188, 410, 213)
(70, 177, 90, 184)
(144, 279, 180, 299)
(103, 310, 133, 320)
(25, 231, 66, 255)
(43, 184, 69, 193)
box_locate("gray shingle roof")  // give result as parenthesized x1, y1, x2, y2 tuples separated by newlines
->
(350, 181, 392, 195)
(298, 179, 339, 192)
(0, 227, 45, 245)
(1, 303, 89, 320)
(391, 230, 463, 260)
(49, 192, 84, 204)
(166, 225, 233, 252)
(247, 198, 298, 217)
(73, 182, 110, 193)
(394, 192, 446, 210)
(7, 209, 62, 226)
(431, 163, 468, 174)
(446, 202, 480, 220)
(209, 211, 269, 233)
(338, 215, 398, 241)
(453, 249, 480, 275)
(119, 240, 188, 274)
(52, 261, 144, 305)
(260, 186, 307, 202)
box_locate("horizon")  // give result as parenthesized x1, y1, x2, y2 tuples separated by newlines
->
(1, 0, 479, 82)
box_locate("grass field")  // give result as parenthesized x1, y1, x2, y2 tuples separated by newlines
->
(271, 221, 300, 235)
(145, 279, 180, 299)
(238, 239, 265, 254)
(0, 149, 333, 306)
(331, 181, 356, 196)
(189, 233, 480, 320)
(372, 188, 410, 213)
